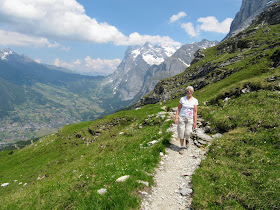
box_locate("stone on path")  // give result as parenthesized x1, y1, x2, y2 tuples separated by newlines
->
(116, 175, 130, 182)
(148, 140, 158, 146)
(182, 172, 193, 176)
(179, 188, 193, 196)
(137, 180, 149, 187)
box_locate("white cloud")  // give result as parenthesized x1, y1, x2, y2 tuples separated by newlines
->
(84, 57, 121, 72)
(54, 58, 81, 70)
(0, 30, 69, 50)
(169, 12, 187, 23)
(54, 57, 122, 75)
(73, 59, 81, 65)
(115, 32, 181, 46)
(198, 16, 233, 34)
(0, 0, 180, 47)
(0, 29, 48, 47)
(181, 16, 233, 37)
(47, 41, 70, 51)
(181, 22, 200, 37)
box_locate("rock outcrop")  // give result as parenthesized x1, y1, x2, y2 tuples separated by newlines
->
(223, 0, 279, 40)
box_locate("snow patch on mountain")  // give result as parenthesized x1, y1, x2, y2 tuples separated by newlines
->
(132, 49, 141, 59)
(130, 42, 178, 65)
(199, 41, 217, 49)
(143, 54, 164, 65)
(162, 45, 178, 57)
(0, 49, 13, 60)
(141, 43, 177, 65)
(178, 58, 190, 67)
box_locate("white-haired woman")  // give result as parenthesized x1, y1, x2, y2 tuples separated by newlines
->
(174, 86, 198, 154)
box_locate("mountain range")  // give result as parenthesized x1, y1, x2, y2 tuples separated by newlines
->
(135, 39, 218, 100)
(1, 1, 279, 208)
(106, 42, 179, 101)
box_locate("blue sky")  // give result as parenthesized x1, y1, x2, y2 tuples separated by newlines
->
(0, 0, 242, 75)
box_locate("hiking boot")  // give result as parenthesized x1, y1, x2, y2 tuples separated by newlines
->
(179, 147, 185, 155)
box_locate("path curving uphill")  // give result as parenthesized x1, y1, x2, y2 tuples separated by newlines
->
(141, 108, 216, 210)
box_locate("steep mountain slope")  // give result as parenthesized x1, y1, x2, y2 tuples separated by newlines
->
(0, 50, 128, 144)
(223, 0, 279, 40)
(106, 42, 178, 101)
(136, 39, 218, 99)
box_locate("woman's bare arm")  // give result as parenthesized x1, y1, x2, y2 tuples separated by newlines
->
(174, 103, 182, 124)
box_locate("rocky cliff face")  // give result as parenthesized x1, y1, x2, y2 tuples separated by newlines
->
(106, 42, 177, 101)
(252, 0, 280, 25)
(224, 0, 279, 40)
(138, 1, 280, 106)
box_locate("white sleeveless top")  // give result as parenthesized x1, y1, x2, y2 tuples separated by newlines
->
(179, 96, 198, 117)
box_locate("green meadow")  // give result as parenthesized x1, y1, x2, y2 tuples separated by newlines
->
(0, 104, 172, 209)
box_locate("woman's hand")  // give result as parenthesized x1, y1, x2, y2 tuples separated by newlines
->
(192, 123, 197, 130)
(174, 118, 178, 124)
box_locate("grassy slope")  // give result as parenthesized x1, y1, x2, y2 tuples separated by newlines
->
(159, 22, 280, 209)
(193, 91, 280, 209)
(189, 24, 280, 209)
(0, 104, 172, 209)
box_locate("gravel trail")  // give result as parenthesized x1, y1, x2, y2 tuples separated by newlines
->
(141, 110, 213, 210)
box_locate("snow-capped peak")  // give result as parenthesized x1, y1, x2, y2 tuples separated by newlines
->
(0, 48, 13, 60)
(131, 49, 141, 59)
(130, 42, 179, 66)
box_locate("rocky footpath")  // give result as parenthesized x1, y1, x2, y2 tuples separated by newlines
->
(140, 108, 221, 210)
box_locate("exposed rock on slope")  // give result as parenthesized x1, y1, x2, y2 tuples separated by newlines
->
(224, 0, 279, 40)
(252, 0, 280, 25)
